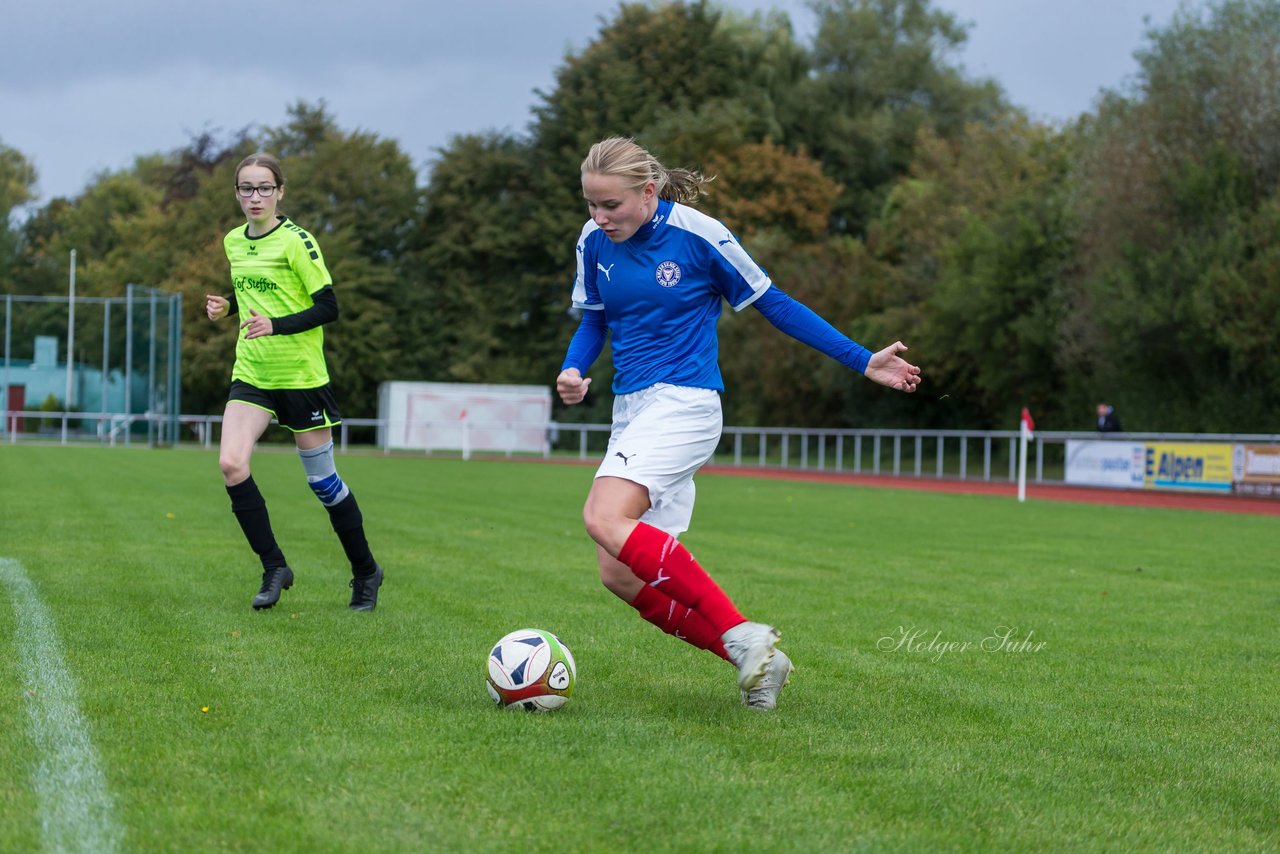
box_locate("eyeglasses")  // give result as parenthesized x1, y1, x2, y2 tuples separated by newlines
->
(236, 184, 278, 198)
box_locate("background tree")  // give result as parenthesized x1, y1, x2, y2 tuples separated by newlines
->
(531, 1, 800, 170)
(875, 117, 1076, 428)
(791, 0, 1006, 234)
(8, 0, 1280, 434)
(402, 132, 568, 388)
(1069, 0, 1280, 431)
(702, 140, 889, 427)
(1, 139, 38, 288)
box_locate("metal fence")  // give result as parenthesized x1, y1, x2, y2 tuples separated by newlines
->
(7, 409, 1278, 487)
(1, 286, 182, 445)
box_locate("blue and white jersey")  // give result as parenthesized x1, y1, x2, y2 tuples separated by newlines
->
(570, 198, 771, 394)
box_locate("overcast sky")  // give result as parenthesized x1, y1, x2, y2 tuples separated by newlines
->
(2, 0, 1187, 205)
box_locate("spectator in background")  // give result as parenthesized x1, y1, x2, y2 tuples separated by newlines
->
(1096, 403, 1123, 432)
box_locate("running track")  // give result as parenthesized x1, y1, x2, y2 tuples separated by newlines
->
(513, 456, 1280, 516)
(700, 465, 1280, 517)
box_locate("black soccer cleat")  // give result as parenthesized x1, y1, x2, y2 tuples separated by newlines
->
(252, 565, 294, 610)
(349, 564, 383, 611)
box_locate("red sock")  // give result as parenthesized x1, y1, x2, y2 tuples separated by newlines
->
(630, 585, 731, 661)
(617, 522, 745, 636)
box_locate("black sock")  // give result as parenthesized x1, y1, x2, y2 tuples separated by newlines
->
(226, 476, 287, 570)
(325, 491, 377, 576)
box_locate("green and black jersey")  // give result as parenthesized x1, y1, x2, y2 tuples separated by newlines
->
(223, 216, 332, 389)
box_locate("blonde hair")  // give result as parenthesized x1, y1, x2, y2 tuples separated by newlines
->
(581, 137, 709, 204)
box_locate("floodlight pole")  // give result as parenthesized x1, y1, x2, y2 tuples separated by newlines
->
(168, 291, 182, 445)
(63, 249, 77, 444)
(125, 284, 134, 446)
(148, 288, 157, 446)
(2, 294, 10, 438)
(102, 300, 110, 440)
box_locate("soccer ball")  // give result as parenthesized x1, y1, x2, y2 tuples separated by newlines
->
(486, 628, 577, 712)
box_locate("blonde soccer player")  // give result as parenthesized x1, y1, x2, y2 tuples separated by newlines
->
(557, 138, 921, 709)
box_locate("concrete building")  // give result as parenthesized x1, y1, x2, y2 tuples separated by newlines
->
(1, 335, 149, 433)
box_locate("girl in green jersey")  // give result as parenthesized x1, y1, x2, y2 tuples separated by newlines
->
(206, 153, 383, 611)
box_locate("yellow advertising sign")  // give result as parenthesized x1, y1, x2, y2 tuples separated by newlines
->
(1143, 443, 1233, 492)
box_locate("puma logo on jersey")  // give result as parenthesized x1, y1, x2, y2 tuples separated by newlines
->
(614, 451, 635, 465)
(718, 231, 736, 247)
(597, 263, 615, 281)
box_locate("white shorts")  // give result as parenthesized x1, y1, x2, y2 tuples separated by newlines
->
(595, 384, 722, 537)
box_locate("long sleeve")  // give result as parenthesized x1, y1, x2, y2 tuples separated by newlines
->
(270, 286, 339, 336)
(751, 285, 872, 374)
(560, 309, 608, 374)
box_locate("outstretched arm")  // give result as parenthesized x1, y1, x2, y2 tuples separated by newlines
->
(752, 286, 922, 392)
(751, 285, 872, 372)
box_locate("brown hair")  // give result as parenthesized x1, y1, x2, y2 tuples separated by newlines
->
(235, 153, 285, 187)
(581, 137, 709, 204)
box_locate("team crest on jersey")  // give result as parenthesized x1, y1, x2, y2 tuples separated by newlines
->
(655, 260, 682, 288)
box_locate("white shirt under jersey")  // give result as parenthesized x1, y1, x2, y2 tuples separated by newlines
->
(571, 198, 770, 394)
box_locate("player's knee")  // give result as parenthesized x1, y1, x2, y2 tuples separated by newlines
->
(582, 505, 615, 547)
(582, 508, 598, 541)
(219, 454, 248, 485)
(298, 441, 350, 507)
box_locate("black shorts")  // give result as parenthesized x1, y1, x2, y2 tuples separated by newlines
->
(228, 380, 342, 433)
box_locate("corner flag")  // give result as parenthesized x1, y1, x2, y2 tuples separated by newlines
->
(1018, 408, 1034, 503)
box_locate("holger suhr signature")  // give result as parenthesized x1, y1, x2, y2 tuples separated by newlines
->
(877, 625, 1047, 662)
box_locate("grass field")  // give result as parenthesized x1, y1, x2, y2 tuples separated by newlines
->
(0, 444, 1276, 852)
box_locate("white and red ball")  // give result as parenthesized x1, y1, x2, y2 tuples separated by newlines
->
(485, 628, 577, 711)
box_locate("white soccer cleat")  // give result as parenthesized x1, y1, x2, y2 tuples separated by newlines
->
(721, 621, 780, 691)
(742, 649, 793, 710)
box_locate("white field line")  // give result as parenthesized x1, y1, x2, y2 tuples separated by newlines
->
(1, 558, 123, 853)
